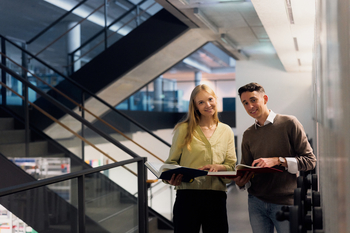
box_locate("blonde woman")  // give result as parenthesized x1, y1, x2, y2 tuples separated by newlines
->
(164, 84, 237, 233)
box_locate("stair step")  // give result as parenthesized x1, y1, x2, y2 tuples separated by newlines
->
(0, 141, 48, 157)
(0, 129, 27, 144)
(0, 118, 14, 130)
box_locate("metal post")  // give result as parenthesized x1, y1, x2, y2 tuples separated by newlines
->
(22, 42, 29, 157)
(81, 92, 85, 161)
(1, 37, 7, 105)
(104, 0, 108, 50)
(138, 158, 148, 233)
(78, 175, 86, 233)
(149, 184, 152, 207)
(170, 186, 173, 220)
(70, 52, 75, 76)
(146, 85, 149, 111)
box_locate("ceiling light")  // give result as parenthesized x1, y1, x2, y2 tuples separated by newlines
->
(285, 0, 294, 24)
(179, 0, 189, 5)
(193, 8, 219, 34)
(293, 37, 299, 51)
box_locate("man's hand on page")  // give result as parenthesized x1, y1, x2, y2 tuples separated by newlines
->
(252, 157, 279, 168)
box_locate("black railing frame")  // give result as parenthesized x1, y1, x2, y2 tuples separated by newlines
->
(1, 37, 6, 105)
(26, 0, 88, 45)
(0, 62, 141, 160)
(0, 35, 171, 148)
(0, 157, 149, 233)
(68, 0, 148, 75)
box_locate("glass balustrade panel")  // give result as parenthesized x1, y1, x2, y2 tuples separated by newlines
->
(85, 166, 138, 233)
(0, 178, 79, 233)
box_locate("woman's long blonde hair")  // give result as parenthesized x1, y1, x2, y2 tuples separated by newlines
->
(174, 84, 220, 150)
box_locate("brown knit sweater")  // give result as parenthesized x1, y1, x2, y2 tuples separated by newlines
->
(241, 114, 316, 205)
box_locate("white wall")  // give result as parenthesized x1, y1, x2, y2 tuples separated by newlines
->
(235, 56, 314, 161)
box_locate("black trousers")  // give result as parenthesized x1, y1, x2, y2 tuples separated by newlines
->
(173, 190, 228, 233)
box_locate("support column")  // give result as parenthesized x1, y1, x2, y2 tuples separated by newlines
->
(67, 22, 81, 73)
(195, 71, 202, 86)
(154, 76, 163, 112)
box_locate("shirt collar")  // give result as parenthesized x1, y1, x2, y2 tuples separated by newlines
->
(254, 110, 276, 128)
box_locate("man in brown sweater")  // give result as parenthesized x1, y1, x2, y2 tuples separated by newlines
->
(233, 82, 317, 233)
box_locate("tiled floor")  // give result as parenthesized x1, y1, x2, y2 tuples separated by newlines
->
(154, 184, 252, 233)
(227, 184, 252, 233)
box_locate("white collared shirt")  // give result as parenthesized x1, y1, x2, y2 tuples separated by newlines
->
(254, 110, 276, 128)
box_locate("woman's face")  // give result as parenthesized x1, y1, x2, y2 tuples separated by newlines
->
(194, 90, 217, 117)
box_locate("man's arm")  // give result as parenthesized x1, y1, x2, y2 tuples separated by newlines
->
(252, 157, 298, 174)
(291, 117, 317, 171)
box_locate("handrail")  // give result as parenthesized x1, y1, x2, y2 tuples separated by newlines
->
(0, 157, 144, 197)
(0, 35, 171, 148)
(0, 157, 149, 233)
(69, 0, 147, 57)
(27, 0, 88, 44)
(0, 105, 91, 169)
(69, 0, 155, 66)
(34, 0, 112, 57)
(0, 80, 138, 175)
(1, 51, 165, 163)
(0, 62, 141, 164)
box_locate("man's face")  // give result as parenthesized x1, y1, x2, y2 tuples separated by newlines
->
(240, 91, 268, 121)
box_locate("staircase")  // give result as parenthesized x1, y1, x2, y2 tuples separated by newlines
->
(0, 7, 182, 231)
(0, 111, 173, 232)
(28, 9, 206, 134)
(0, 117, 62, 158)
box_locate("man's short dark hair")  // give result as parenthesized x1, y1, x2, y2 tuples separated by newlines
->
(238, 82, 265, 97)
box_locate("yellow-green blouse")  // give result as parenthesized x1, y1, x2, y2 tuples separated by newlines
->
(165, 122, 237, 191)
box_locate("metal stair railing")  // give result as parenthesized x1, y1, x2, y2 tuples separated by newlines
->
(0, 35, 171, 158)
(0, 47, 176, 220)
(23, 0, 158, 74)
(1, 51, 166, 163)
(26, 0, 88, 45)
(0, 61, 140, 175)
(0, 157, 149, 233)
(67, 0, 155, 74)
(1, 33, 174, 221)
